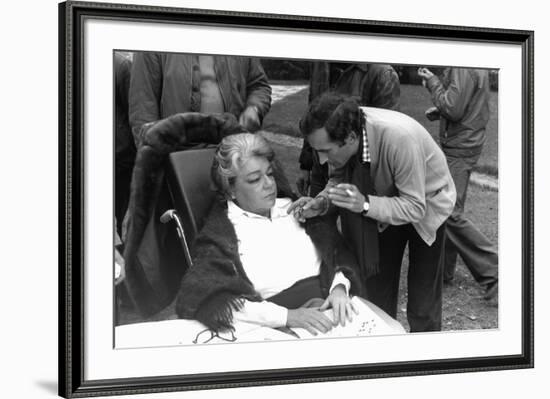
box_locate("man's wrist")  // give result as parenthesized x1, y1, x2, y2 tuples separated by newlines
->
(361, 196, 370, 217)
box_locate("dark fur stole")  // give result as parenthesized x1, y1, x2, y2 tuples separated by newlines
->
(123, 113, 246, 316)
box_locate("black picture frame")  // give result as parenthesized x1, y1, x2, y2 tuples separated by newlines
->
(59, 1, 534, 397)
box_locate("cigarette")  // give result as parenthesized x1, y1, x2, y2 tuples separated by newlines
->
(345, 189, 353, 196)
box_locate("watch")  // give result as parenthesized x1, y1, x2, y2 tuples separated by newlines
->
(361, 200, 370, 217)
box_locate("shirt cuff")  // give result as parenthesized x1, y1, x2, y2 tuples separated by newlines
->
(232, 300, 288, 328)
(329, 271, 351, 296)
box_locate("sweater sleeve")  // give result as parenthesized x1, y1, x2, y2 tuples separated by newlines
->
(366, 132, 427, 225)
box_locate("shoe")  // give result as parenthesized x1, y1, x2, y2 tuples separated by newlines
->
(483, 281, 498, 300)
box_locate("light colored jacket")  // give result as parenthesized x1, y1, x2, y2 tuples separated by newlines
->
(426, 68, 490, 156)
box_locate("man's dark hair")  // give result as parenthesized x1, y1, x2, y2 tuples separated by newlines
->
(299, 92, 362, 144)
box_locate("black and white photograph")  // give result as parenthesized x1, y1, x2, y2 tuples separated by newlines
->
(54, 1, 537, 397)
(7, 0, 550, 396)
(114, 52, 500, 348)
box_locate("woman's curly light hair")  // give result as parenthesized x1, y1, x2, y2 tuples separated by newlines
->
(211, 133, 275, 200)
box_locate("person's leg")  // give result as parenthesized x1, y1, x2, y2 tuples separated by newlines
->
(407, 223, 445, 332)
(443, 239, 459, 283)
(444, 153, 498, 288)
(443, 154, 468, 282)
(365, 225, 408, 319)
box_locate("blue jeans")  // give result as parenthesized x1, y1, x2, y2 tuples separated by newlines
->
(443, 152, 498, 287)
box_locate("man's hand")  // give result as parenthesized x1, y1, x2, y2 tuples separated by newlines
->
(327, 183, 366, 213)
(287, 196, 327, 222)
(417, 67, 435, 87)
(417, 67, 434, 80)
(238, 106, 260, 132)
(286, 308, 334, 336)
(320, 285, 358, 327)
(425, 106, 441, 121)
(296, 169, 311, 196)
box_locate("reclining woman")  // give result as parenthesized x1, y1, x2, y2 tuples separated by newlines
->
(175, 133, 399, 336)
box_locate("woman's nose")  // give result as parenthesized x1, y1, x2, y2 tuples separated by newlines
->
(263, 175, 275, 189)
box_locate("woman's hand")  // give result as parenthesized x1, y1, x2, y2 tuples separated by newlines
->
(320, 285, 358, 327)
(286, 308, 335, 336)
(327, 184, 366, 214)
(287, 196, 327, 222)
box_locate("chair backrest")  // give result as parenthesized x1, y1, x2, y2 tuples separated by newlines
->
(165, 147, 217, 246)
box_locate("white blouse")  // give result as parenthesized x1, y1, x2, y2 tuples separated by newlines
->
(227, 198, 350, 327)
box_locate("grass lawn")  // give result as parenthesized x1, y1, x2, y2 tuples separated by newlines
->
(263, 87, 310, 137)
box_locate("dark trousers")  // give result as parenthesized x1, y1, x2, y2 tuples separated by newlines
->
(115, 166, 133, 237)
(365, 223, 445, 332)
(444, 153, 498, 287)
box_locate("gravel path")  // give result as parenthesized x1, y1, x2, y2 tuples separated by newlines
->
(271, 85, 308, 103)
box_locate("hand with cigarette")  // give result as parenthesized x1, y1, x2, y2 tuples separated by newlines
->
(327, 183, 366, 214)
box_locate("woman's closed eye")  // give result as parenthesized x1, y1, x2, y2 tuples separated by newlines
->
(246, 168, 273, 184)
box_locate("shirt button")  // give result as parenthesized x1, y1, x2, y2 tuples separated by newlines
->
(192, 85, 199, 92)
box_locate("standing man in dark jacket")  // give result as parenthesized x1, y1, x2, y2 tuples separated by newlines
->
(297, 62, 401, 195)
(418, 67, 498, 299)
(129, 52, 272, 144)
